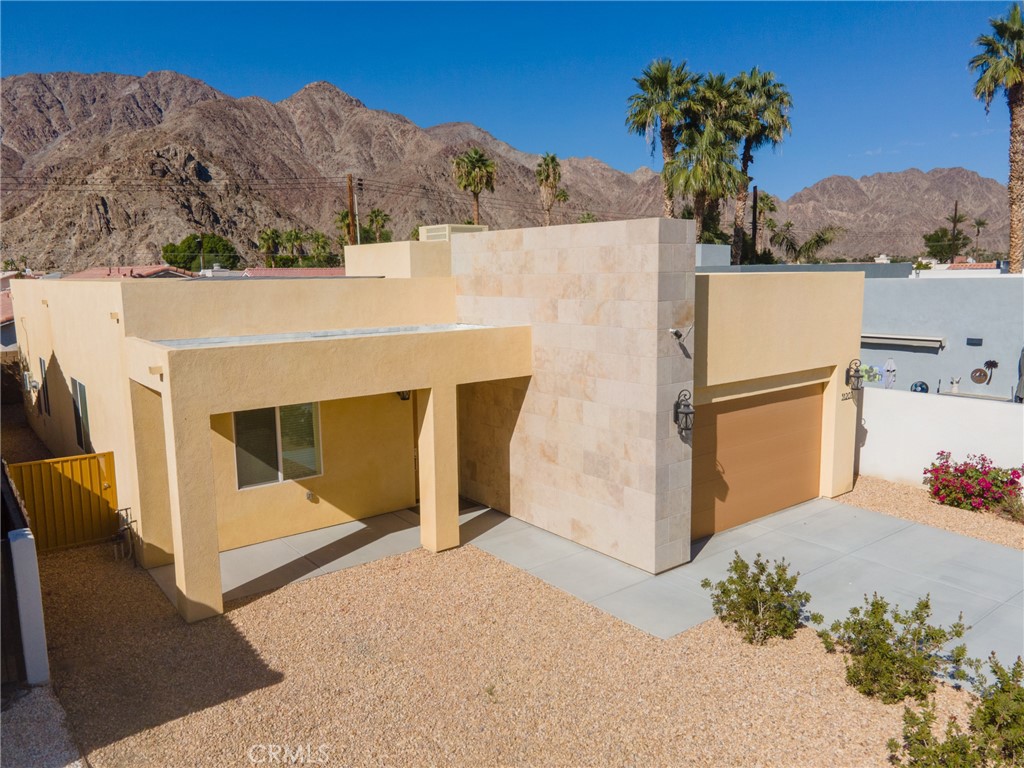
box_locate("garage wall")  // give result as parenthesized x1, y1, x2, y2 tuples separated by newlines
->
(692, 384, 823, 539)
(695, 272, 863, 500)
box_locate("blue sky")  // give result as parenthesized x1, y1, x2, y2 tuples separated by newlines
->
(0, 1, 1012, 199)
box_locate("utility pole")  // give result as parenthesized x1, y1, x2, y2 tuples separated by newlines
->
(950, 199, 960, 260)
(346, 174, 357, 246)
(750, 185, 759, 262)
(355, 178, 363, 245)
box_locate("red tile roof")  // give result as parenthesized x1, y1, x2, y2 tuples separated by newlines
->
(241, 267, 347, 278)
(946, 262, 999, 270)
(1, 290, 12, 325)
(63, 265, 197, 279)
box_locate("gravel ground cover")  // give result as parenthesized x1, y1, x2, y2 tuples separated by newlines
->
(41, 543, 972, 768)
(1, 687, 84, 768)
(839, 475, 1024, 550)
(1, 403, 53, 463)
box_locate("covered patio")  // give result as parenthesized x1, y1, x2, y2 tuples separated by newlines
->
(125, 322, 532, 621)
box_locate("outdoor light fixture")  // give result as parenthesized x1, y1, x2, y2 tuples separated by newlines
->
(846, 359, 864, 391)
(396, 391, 411, 401)
(673, 389, 694, 438)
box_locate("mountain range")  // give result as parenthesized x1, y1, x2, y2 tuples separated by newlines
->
(0, 71, 1010, 271)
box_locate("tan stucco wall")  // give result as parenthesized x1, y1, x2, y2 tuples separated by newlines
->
(9, 280, 142, 532)
(453, 218, 696, 573)
(345, 241, 452, 278)
(209, 394, 416, 551)
(120, 277, 456, 340)
(694, 272, 864, 498)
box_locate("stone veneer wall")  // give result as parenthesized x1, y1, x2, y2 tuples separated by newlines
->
(453, 218, 696, 573)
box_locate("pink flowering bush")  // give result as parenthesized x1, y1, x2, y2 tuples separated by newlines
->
(924, 451, 1024, 522)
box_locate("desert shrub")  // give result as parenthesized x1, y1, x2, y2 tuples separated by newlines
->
(818, 593, 976, 704)
(700, 551, 822, 645)
(887, 653, 1024, 766)
(924, 451, 1023, 518)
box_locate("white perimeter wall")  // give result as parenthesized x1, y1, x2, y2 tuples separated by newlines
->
(857, 388, 1024, 485)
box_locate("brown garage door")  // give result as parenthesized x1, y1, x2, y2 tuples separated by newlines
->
(691, 383, 823, 540)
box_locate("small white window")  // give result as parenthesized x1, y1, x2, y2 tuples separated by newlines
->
(234, 403, 321, 489)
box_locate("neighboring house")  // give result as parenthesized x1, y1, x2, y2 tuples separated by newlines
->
(241, 267, 348, 278)
(63, 265, 197, 280)
(860, 275, 1024, 400)
(11, 218, 862, 622)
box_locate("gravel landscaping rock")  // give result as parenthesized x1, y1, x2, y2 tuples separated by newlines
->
(1, 686, 84, 768)
(840, 475, 1024, 550)
(40, 543, 974, 767)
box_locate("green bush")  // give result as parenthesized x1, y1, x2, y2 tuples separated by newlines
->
(700, 551, 822, 645)
(888, 654, 1024, 766)
(818, 593, 976, 704)
(162, 232, 239, 272)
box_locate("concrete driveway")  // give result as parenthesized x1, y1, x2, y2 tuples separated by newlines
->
(150, 497, 1023, 664)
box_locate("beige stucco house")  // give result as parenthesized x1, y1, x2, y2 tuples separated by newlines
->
(11, 218, 862, 622)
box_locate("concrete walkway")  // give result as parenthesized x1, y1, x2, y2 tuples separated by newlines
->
(150, 498, 1024, 664)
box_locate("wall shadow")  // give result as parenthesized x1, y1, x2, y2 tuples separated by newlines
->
(38, 544, 282, 756)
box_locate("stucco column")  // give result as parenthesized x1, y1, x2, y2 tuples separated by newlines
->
(415, 386, 460, 552)
(161, 394, 223, 622)
(820, 365, 857, 497)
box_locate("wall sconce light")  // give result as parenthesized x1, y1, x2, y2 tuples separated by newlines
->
(396, 391, 411, 401)
(673, 389, 694, 438)
(846, 359, 864, 391)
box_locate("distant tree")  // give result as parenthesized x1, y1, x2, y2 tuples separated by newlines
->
(554, 188, 570, 224)
(729, 68, 792, 265)
(161, 233, 239, 272)
(408, 223, 424, 241)
(578, 212, 598, 223)
(970, 2, 1024, 273)
(667, 74, 746, 243)
(946, 208, 969, 260)
(922, 226, 971, 263)
(452, 147, 496, 225)
(281, 229, 305, 263)
(536, 153, 562, 226)
(333, 210, 351, 249)
(2, 258, 18, 272)
(303, 231, 339, 267)
(973, 217, 989, 257)
(257, 227, 282, 267)
(626, 58, 699, 217)
(366, 209, 392, 243)
(754, 192, 779, 254)
(770, 222, 846, 263)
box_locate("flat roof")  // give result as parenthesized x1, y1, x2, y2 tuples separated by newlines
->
(154, 323, 497, 350)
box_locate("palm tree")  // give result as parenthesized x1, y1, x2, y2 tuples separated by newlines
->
(664, 124, 745, 243)
(770, 222, 846, 264)
(626, 59, 699, 217)
(307, 231, 333, 265)
(333, 210, 351, 249)
(555, 188, 570, 224)
(452, 147, 497, 225)
(729, 68, 792, 265)
(945, 209, 969, 259)
(367, 209, 391, 243)
(536, 153, 562, 226)
(755, 192, 779, 253)
(973, 217, 989, 257)
(970, 3, 1024, 273)
(281, 229, 305, 263)
(257, 227, 282, 267)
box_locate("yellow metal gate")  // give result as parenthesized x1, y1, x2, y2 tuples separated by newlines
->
(6, 453, 119, 551)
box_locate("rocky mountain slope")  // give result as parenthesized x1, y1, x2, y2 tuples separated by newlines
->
(0, 71, 1010, 270)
